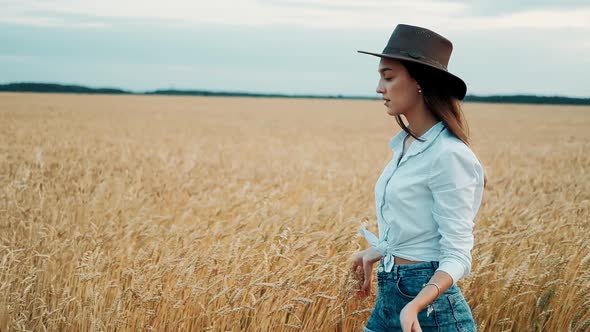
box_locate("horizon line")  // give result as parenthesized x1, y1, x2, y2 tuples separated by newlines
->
(1, 82, 590, 105)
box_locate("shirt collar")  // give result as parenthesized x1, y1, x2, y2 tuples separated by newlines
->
(388, 120, 446, 154)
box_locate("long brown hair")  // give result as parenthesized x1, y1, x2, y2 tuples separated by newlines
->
(397, 60, 488, 188)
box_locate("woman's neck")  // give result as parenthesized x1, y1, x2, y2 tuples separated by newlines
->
(404, 107, 438, 137)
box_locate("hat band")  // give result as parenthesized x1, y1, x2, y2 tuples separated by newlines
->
(382, 47, 447, 71)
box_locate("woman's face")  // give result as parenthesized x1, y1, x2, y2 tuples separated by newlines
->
(376, 57, 421, 116)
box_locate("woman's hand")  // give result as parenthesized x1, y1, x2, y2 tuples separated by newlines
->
(400, 302, 422, 332)
(350, 247, 383, 298)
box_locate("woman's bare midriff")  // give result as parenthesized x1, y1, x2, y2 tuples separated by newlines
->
(394, 255, 423, 265)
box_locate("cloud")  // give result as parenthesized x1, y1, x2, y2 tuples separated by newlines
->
(450, 7, 590, 30)
(0, 15, 108, 29)
(2, 0, 587, 31)
(1, 1, 589, 97)
(447, 0, 590, 16)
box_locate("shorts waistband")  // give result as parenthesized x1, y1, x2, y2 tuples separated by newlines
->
(378, 259, 439, 278)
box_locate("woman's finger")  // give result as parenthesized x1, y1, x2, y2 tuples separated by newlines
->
(350, 253, 363, 271)
(362, 278, 371, 295)
(412, 321, 423, 332)
(401, 319, 410, 332)
(362, 258, 373, 295)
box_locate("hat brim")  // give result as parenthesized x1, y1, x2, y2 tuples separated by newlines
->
(357, 50, 467, 100)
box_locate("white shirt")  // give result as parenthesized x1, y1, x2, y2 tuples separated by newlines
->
(358, 120, 485, 285)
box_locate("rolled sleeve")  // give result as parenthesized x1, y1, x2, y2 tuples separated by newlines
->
(428, 146, 484, 285)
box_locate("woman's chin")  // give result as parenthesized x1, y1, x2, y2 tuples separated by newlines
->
(386, 108, 397, 116)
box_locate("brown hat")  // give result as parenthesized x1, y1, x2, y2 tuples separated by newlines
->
(358, 24, 467, 100)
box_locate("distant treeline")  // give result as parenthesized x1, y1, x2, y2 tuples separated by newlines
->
(0, 82, 129, 95)
(1, 82, 590, 106)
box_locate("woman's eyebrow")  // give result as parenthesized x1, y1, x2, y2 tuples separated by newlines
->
(378, 68, 393, 74)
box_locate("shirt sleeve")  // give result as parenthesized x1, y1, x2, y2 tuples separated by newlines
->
(428, 145, 484, 286)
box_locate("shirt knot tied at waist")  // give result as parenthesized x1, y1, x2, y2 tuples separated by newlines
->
(358, 225, 396, 273)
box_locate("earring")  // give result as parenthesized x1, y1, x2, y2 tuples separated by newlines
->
(417, 85, 422, 93)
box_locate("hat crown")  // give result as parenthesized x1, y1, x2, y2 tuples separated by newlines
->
(383, 24, 453, 70)
(356, 23, 467, 100)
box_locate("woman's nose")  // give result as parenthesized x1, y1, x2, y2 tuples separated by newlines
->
(376, 83, 385, 94)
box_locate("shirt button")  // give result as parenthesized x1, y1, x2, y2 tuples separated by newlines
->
(378, 266, 384, 272)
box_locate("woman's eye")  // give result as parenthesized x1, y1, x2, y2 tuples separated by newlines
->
(384, 77, 393, 81)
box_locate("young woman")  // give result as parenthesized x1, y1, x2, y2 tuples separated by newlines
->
(350, 24, 486, 332)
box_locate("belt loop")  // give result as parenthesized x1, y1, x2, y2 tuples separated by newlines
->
(430, 261, 438, 270)
(393, 264, 399, 279)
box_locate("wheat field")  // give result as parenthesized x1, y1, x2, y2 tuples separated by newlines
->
(1, 93, 589, 331)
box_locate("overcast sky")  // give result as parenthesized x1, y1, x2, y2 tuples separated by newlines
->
(1, 0, 589, 97)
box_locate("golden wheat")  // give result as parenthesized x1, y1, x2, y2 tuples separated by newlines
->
(0, 93, 589, 331)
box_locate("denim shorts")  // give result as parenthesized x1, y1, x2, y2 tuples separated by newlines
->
(364, 260, 477, 332)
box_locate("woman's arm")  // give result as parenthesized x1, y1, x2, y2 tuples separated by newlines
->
(350, 246, 383, 298)
(430, 146, 484, 286)
(407, 145, 485, 312)
(401, 270, 454, 315)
